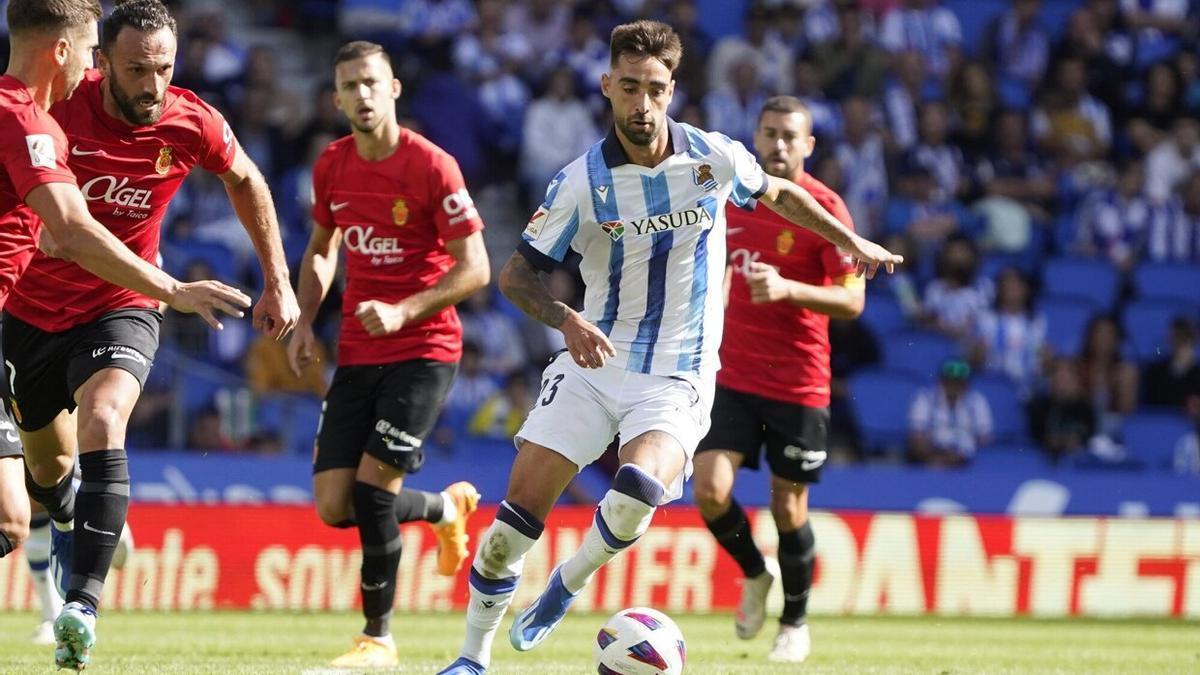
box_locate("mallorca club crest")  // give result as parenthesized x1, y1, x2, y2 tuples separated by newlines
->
(601, 220, 625, 242)
(155, 147, 173, 175)
(392, 198, 409, 226)
(776, 229, 795, 255)
(692, 163, 718, 191)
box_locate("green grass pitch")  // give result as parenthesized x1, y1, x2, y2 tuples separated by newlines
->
(0, 611, 1195, 673)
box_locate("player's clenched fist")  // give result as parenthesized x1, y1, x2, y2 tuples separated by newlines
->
(559, 310, 616, 369)
(355, 299, 411, 337)
(254, 285, 302, 341)
(168, 280, 252, 330)
(286, 322, 319, 377)
(745, 261, 792, 304)
(845, 235, 904, 279)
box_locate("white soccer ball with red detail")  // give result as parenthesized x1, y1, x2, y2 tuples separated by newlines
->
(593, 607, 686, 675)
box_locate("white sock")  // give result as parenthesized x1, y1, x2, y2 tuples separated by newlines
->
(460, 501, 543, 667)
(437, 491, 458, 526)
(52, 519, 72, 533)
(362, 633, 394, 647)
(559, 476, 660, 594)
(25, 518, 61, 622)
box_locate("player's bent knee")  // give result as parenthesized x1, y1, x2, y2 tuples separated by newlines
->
(77, 401, 129, 449)
(314, 498, 353, 527)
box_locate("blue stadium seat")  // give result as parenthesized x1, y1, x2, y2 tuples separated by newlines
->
(971, 374, 1026, 443)
(1121, 412, 1193, 471)
(969, 443, 1049, 475)
(1132, 263, 1200, 305)
(847, 368, 923, 455)
(1042, 257, 1119, 312)
(881, 331, 960, 380)
(942, 0, 1007, 56)
(859, 293, 908, 340)
(1122, 300, 1200, 362)
(1038, 295, 1096, 357)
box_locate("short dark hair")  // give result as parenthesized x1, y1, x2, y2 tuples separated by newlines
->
(7, 0, 101, 36)
(334, 41, 391, 67)
(758, 95, 810, 124)
(101, 0, 176, 53)
(609, 20, 682, 73)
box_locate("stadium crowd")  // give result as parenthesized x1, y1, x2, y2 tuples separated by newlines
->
(2, 0, 1197, 473)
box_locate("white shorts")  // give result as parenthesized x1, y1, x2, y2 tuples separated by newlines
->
(515, 353, 714, 503)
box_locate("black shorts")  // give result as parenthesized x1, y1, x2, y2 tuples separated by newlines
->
(313, 359, 457, 475)
(697, 385, 829, 483)
(1, 309, 162, 432)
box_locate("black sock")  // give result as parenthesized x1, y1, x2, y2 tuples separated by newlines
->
(779, 522, 815, 626)
(0, 531, 13, 558)
(393, 487, 443, 524)
(25, 464, 76, 524)
(354, 481, 401, 637)
(67, 450, 129, 610)
(703, 498, 766, 578)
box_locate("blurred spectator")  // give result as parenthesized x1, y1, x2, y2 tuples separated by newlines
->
(1120, 0, 1193, 68)
(922, 235, 994, 340)
(791, 59, 840, 140)
(1177, 50, 1200, 113)
(186, 7, 246, 84)
(161, 260, 251, 370)
(948, 62, 997, 163)
(908, 359, 993, 467)
(878, 0, 962, 79)
(1028, 357, 1098, 461)
(244, 333, 329, 397)
(1144, 118, 1200, 204)
(1124, 60, 1184, 156)
(188, 406, 235, 451)
(707, 3, 793, 95)
(811, 1, 887, 100)
(1074, 159, 1153, 270)
(834, 97, 889, 238)
(665, 0, 714, 103)
(974, 110, 1056, 225)
(409, 46, 491, 183)
(1174, 398, 1200, 474)
(1142, 316, 1200, 409)
(912, 100, 967, 200)
(703, 58, 769, 149)
(503, 0, 571, 64)
(1032, 56, 1113, 162)
(443, 341, 499, 419)
(1079, 315, 1140, 433)
(982, 0, 1049, 90)
(882, 50, 938, 151)
(224, 46, 302, 137)
(453, 1, 533, 83)
(288, 82, 348, 169)
(173, 31, 231, 111)
(234, 87, 289, 182)
(467, 372, 534, 439)
(460, 289, 527, 376)
(519, 67, 599, 211)
(398, 0, 477, 48)
(883, 159, 971, 262)
(555, 8, 609, 111)
(1053, 1, 1132, 112)
(1144, 171, 1200, 263)
(970, 268, 1047, 396)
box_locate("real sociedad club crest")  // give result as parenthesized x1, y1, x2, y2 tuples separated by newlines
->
(601, 220, 625, 241)
(693, 163, 718, 191)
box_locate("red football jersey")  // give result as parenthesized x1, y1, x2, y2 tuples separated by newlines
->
(720, 172, 858, 408)
(7, 70, 237, 331)
(311, 129, 484, 366)
(0, 75, 77, 310)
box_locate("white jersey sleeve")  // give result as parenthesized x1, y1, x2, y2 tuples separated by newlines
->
(520, 168, 581, 268)
(701, 131, 767, 209)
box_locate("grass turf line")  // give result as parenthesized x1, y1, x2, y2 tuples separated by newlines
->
(0, 612, 1196, 673)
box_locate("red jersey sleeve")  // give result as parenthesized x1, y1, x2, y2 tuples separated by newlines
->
(428, 151, 483, 241)
(194, 98, 238, 175)
(310, 149, 334, 230)
(1, 107, 75, 200)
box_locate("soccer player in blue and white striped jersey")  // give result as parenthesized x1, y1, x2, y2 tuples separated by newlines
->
(438, 20, 901, 675)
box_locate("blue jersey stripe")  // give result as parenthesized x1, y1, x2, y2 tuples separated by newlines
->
(679, 196, 717, 373)
(541, 169, 567, 208)
(682, 124, 711, 156)
(547, 207, 580, 261)
(629, 172, 673, 373)
(587, 145, 623, 335)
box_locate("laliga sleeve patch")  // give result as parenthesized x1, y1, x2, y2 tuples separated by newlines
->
(524, 205, 549, 240)
(25, 134, 57, 169)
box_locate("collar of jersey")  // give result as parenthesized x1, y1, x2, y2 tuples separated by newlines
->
(600, 117, 690, 168)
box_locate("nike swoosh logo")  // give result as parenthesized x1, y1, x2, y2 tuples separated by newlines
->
(481, 600, 496, 608)
(330, 201, 350, 212)
(800, 460, 824, 471)
(384, 440, 413, 452)
(83, 521, 117, 536)
(71, 146, 102, 156)
(727, 227, 745, 235)
(3, 433, 17, 443)
(361, 581, 388, 591)
(111, 353, 144, 363)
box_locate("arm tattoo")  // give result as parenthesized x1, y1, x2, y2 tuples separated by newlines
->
(499, 254, 570, 328)
(763, 184, 855, 250)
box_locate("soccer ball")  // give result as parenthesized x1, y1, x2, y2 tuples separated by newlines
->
(593, 607, 686, 675)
